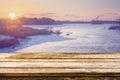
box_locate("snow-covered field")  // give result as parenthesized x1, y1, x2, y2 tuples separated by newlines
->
(0, 24, 120, 52)
(0, 35, 13, 40)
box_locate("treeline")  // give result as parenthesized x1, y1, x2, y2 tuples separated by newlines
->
(19, 17, 57, 25)
(0, 17, 57, 25)
(58, 20, 120, 24)
(0, 17, 120, 25)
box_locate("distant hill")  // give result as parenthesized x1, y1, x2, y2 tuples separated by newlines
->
(19, 17, 57, 25)
(0, 17, 119, 25)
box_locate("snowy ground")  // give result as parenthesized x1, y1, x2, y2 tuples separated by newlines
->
(0, 35, 13, 40)
(0, 24, 120, 52)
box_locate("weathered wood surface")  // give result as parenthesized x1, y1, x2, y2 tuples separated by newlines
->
(0, 53, 120, 79)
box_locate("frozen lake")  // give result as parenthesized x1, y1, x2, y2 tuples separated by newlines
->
(0, 24, 120, 52)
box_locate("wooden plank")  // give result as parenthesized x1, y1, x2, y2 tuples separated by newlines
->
(1, 52, 120, 59)
(0, 53, 120, 78)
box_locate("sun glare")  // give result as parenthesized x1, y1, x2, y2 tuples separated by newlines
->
(9, 12, 16, 20)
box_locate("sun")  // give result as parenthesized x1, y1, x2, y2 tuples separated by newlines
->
(9, 12, 17, 20)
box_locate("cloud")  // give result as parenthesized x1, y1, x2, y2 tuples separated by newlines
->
(95, 15, 104, 19)
(26, 13, 83, 21)
(40, 13, 55, 16)
(27, 13, 55, 16)
(27, 13, 39, 16)
(96, 12, 120, 20)
(65, 14, 81, 18)
(104, 12, 119, 16)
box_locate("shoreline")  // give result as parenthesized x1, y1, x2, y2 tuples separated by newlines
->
(0, 26, 61, 49)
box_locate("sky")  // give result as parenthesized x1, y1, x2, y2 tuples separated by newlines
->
(0, 0, 120, 21)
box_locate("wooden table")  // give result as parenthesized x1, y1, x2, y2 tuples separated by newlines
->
(0, 53, 120, 80)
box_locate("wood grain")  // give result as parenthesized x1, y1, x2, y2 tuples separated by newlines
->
(0, 53, 120, 79)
